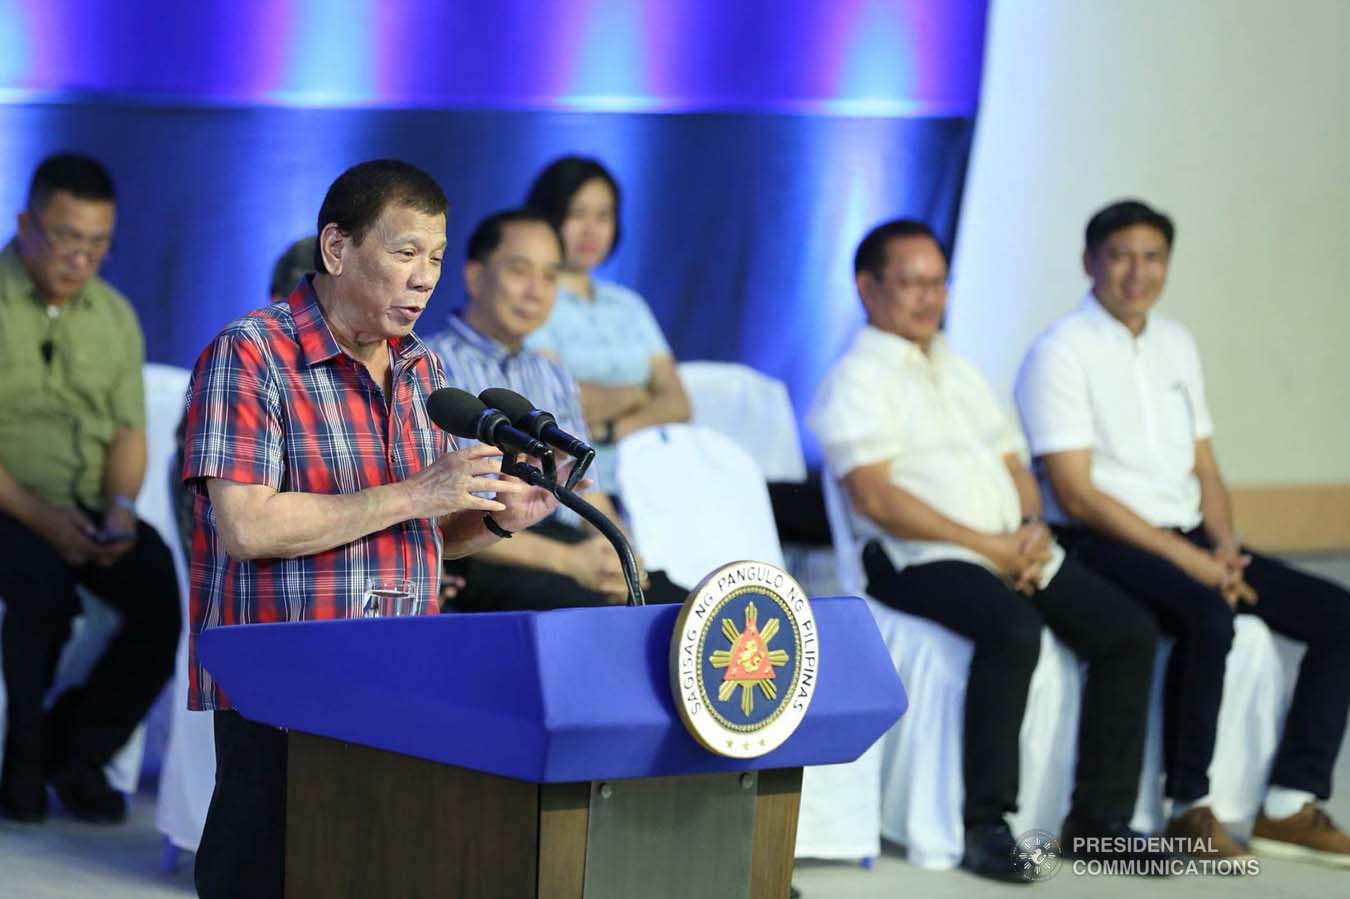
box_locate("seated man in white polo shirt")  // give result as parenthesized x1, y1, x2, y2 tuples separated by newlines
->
(1015, 199, 1350, 866)
(810, 219, 1163, 883)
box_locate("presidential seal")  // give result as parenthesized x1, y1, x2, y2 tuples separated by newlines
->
(670, 560, 818, 758)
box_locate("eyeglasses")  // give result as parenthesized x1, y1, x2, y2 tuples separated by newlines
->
(29, 217, 113, 258)
(889, 275, 949, 296)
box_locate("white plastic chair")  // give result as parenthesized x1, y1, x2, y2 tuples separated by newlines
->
(799, 471, 973, 866)
(615, 424, 784, 586)
(141, 364, 218, 859)
(679, 361, 834, 615)
(676, 362, 807, 483)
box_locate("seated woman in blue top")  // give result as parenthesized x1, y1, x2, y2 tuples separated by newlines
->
(524, 156, 691, 483)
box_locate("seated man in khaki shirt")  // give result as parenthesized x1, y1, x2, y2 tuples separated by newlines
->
(0, 153, 179, 824)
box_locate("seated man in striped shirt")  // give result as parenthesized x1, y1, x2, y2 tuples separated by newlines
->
(426, 209, 687, 610)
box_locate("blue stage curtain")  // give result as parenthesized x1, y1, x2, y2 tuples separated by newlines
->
(0, 104, 974, 464)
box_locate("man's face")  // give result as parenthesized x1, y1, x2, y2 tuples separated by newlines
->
(16, 191, 116, 303)
(857, 236, 948, 348)
(1083, 223, 1171, 326)
(559, 177, 616, 271)
(464, 221, 561, 348)
(330, 203, 446, 340)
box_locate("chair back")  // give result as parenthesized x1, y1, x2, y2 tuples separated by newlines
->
(677, 361, 807, 482)
(820, 467, 867, 597)
(616, 424, 783, 589)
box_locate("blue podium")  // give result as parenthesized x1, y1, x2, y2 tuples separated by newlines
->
(198, 596, 906, 899)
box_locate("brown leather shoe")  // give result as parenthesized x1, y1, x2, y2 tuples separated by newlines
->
(1165, 806, 1251, 860)
(1250, 803, 1350, 868)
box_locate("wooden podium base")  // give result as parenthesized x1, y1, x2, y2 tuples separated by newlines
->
(286, 732, 802, 899)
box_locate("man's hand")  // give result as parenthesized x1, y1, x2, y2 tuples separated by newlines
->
(1176, 540, 1257, 609)
(562, 535, 631, 602)
(91, 502, 139, 567)
(976, 525, 1053, 596)
(1212, 539, 1252, 576)
(437, 572, 467, 611)
(1012, 522, 1054, 595)
(33, 504, 102, 567)
(404, 444, 521, 520)
(490, 456, 595, 534)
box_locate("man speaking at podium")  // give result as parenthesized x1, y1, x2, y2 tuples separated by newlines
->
(181, 161, 565, 899)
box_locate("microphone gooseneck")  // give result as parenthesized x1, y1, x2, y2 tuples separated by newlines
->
(500, 456, 646, 607)
(428, 388, 638, 604)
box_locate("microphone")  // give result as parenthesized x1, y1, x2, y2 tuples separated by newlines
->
(478, 388, 594, 459)
(478, 388, 596, 491)
(425, 388, 554, 463)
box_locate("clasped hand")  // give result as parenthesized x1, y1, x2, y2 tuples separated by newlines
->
(1210, 540, 1257, 609)
(985, 522, 1055, 596)
(34, 503, 136, 568)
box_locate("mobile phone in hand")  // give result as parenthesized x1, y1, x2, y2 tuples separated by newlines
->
(94, 528, 136, 545)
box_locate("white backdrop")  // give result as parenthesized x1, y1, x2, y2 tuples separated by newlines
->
(948, 0, 1350, 487)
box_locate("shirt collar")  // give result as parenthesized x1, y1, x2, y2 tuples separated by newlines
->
(855, 323, 948, 368)
(444, 310, 525, 363)
(557, 280, 613, 307)
(288, 274, 429, 368)
(1080, 290, 1149, 341)
(0, 239, 96, 311)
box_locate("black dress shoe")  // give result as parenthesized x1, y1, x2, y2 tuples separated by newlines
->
(1061, 817, 1179, 873)
(963, 821, 1033, 884)
(50, 764, 126, 824)
(0, 777, 49, 823)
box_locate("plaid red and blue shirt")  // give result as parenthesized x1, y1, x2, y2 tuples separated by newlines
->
(182, 278, 454, 710)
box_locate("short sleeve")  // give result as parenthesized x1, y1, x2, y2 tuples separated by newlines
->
(182, 328, 284, 491)
(1014, 334, 1095, 456)
(108, 304, 146, 429)
(807, 361, 902, 478)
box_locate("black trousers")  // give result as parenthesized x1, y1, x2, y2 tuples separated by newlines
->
(195, 710, 288, 899)
(1058, 527, 1350, 802)
(0, 510, 180, 787)
(863, 544, 1159, 828)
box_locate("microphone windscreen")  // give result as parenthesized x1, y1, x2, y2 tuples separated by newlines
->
(426, 388, 487, 439)
(479, 387, 533, 422)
